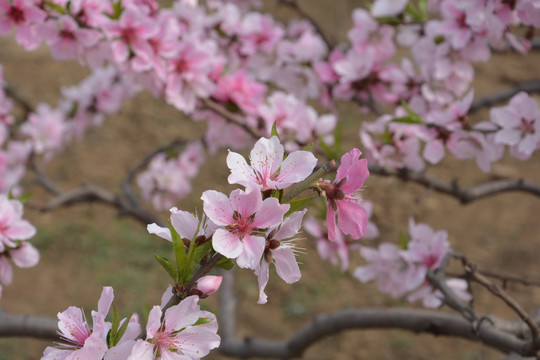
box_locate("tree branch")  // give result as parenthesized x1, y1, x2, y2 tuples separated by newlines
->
(121, 139, 185, 209)
(469, 79, 540, 113)
(369, 165, 540, 204)
(39, 182, 162, 227)
(0, 309, 58, 340)
(4, 306, 538, 357)
(219, 308, 534, 358)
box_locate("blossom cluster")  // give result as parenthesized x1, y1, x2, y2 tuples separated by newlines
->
(0, 194, 38, 298)
(351, 1, 540, 172)
(42, 287, 220, 360)
(354, 218, 471, 308)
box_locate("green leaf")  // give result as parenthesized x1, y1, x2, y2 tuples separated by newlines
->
(399, 232, 409, 250)
(17, 193, 33, 204)
(154, 254, 178, 281)
(400, 100, 423, 122)
(44, 1, 66, 14)
(301, 143, 313, 152)
(185, 241, 213, 278)
(270, 121, 280, 140)
(114, 312, 133, 345)
(391, 116, 423, 124)
(374, 16, 402, 25)
(285, 196, 314, 217)
(194, 317, 213, 326)
(216, 257, 234, 270)
(170, 221, 187, 283)
(404, 2, 423, 21)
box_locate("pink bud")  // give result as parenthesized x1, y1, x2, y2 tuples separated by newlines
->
(195, 276, 223, 296)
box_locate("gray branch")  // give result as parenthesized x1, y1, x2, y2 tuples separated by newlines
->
(369, 165, 540, 204)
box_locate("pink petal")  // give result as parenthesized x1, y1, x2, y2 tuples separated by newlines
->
(273, 247, 301, 283)
(173, 327, 221, 358)
(201, 190, 234, 226)
(212, 229, 243, 259)
(336, 199, 368, 239)
(227, 150, 257, 187)
(255, 260, 270, 304)
(164, 295, 200, 332)
(273, 150, 317, 189)
(9, 242, 39, 268)
(5, 220, 35, 240)
(249, 136, 284, 181)
(147, 223, 171, 241)
(236, 235, 265, 269)
(230, 185, 262, 219)
(127, 340, 155, 360)
(251, 197, 289, 229)
(275, 209, 306, 240)
(0, 255, 13, 285)
(170, 208, 199, 240)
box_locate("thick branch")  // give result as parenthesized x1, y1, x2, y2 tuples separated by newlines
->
(219, 308, 534, 358)
(0, 310, 58, 340)
(470, 80, 540, 113)
(3, 307, 536, 357)
(369, 165, 540, 204)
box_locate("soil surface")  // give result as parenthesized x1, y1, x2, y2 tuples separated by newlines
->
(2, 1, 540, 359)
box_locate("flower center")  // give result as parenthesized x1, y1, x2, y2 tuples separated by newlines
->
(8, 6, 25, 24)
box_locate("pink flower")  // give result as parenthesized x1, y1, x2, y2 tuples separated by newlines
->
(0, 0, 46, 50)
(408, 278, 472, 308)
(304, 216, 350, 272)
(128, 295, 220, 360)
(354, 243, 426, 298)
(103, 6, 159, 64)
(20, 104, 66, 158)
(255, 210, 305, 304)
(0, 195, 35, 252)
(213, 70, 267, 115)
(201, 184, 289, 269)
(227, 136, 317, 191)
(321, 148, 370, 241)
(491, 92, 540, 157)
(42, 287, 115, 360)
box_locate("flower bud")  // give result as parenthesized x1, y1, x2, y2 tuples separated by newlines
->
(195, 275, 222, 296)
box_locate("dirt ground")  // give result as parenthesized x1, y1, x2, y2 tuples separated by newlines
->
(2, 1, 540, 359)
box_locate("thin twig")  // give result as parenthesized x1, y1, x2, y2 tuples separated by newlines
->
(461, 258, 540, 340)
(121, 139, 185, 207)
(426, 254, 477, 322)
(4, 84, 33, 119)
(369, 165, 540, 204)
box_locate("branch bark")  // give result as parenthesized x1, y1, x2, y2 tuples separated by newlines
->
(369, 165, 540, 204)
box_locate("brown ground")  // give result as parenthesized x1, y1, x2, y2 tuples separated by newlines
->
(2, 1, 540, 359)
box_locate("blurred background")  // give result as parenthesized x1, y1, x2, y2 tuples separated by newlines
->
(2, 1, 540, 359)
